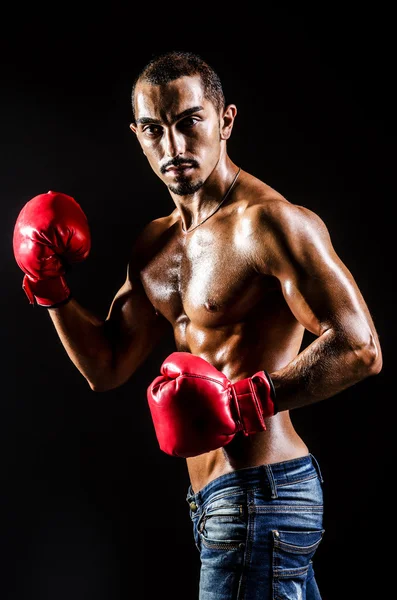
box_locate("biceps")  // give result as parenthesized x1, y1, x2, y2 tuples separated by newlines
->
(280, 257, 369, 337)
(106, 279, 166, 347)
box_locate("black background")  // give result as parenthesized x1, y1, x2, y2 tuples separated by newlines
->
(1, 9, 394, 600)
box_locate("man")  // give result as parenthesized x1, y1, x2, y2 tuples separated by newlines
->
(13, 51, 382, 599)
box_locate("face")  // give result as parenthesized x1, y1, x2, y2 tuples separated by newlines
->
(130, 75, 235, 196)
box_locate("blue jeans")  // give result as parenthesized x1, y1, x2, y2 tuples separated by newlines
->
(186, 454, 324, 600)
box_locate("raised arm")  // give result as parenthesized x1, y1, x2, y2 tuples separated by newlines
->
(13, 190, 170, 392)
(47, 267, 169, 392)
(255, 201, 382, 411)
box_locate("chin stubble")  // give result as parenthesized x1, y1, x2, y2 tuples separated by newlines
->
(168, 178, 204, 196)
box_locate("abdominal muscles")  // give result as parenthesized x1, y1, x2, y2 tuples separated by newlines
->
(172, 296, 309, 491)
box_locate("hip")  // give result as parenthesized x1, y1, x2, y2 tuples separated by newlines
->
(186, 454, 325, 598)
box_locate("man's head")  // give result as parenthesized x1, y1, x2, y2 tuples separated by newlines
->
(130, 51, 237, 196)
(131, 51, 225, 124)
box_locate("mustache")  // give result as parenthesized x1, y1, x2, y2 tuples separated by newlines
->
(160, 157, 199, 174)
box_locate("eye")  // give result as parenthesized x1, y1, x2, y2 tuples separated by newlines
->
(142, 124, 163, 137)
(179, 116, 200, 129)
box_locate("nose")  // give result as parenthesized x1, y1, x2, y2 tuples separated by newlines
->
(164, 127, 185, 158)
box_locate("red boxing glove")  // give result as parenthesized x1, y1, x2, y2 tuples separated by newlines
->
(13, 190, 91, 307)
(147, 352, 277, 458)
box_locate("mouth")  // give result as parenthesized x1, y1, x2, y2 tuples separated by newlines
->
(165, 163, 195, 175)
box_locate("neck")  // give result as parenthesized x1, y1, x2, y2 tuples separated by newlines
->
(174, 162, 240, 234)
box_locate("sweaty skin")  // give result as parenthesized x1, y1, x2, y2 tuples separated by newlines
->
(47, 75, 382, 493)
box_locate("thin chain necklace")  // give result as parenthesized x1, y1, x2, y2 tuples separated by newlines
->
(182, 167, 241, 234)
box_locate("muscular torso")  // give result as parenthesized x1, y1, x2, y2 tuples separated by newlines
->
(138, 175, 309, 492)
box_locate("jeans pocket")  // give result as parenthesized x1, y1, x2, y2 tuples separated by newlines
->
(272, 528, 324, 599)
(199, 504, 247, 551)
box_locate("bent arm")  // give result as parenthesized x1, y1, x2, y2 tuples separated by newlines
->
(47, 270, 169, 392)
(257, 203, 382, 411)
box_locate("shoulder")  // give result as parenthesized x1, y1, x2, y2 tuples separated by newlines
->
(127, 210, 179, 278)
(239, 171, 330, 240)
(237, 172, 333, 271)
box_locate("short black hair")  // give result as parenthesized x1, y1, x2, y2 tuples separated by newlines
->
(131, 51, 225, 122)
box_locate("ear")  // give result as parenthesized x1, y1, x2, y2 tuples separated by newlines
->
(129, 123, 146, 155)
(220, 104, 237, 140)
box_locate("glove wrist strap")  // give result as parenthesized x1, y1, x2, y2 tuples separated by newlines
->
(231, 371, 277, 435)
(22, 274, 71, 308)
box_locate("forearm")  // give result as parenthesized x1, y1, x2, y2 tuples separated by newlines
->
(270, 327, 382, 412)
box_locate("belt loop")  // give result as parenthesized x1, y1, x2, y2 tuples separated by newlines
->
(264, 464, 278, 499)
(186, 485, 194, 503)
(310, 453, 324, 483)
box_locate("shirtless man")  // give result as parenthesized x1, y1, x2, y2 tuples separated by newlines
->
(13, 51, 382, 599)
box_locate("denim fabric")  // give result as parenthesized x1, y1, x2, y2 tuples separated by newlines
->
(186, 454, 324, 600)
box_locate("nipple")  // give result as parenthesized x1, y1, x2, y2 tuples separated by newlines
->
(204, 300, 219, 312)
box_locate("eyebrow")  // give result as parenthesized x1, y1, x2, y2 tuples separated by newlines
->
(136, 105, 204, 126)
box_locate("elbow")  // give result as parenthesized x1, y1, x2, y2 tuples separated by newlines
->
(87, 378, 122, 393)
(353, 333, 383, 378)
(85, 369, 131, 393)
(84, 371, 120, 393)
(87, 380, 112, 393)
(81, 353, 130, 392)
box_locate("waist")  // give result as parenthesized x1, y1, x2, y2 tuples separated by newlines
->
(187, 414, 309, 492)
(186, 453, 323, 505)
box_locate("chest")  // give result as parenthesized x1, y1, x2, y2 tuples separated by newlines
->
(140, 227, 268, 326)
